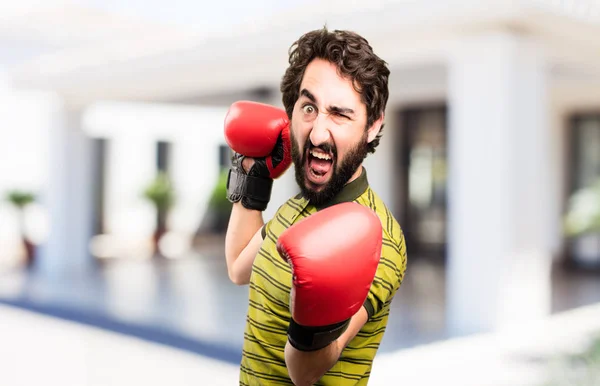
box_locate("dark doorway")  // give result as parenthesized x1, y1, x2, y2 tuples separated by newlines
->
(565, 113, 600, 270)
(157, 141, 171, 173)
(397, 105, 448, 261)
(91, 138, 107, 235)
(219, 144, 231, 170)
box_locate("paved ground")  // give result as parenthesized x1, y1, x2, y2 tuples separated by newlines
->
(2, 301, 599, 386)
(0, 304, 239, 386)
(370, 303, 600, 386)
(2, 249, 599, 363)
(0, 252, 452, 362)
(1, 245, 600, 385)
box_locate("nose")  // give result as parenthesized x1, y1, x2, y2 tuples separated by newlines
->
(309, 113, 331, 147)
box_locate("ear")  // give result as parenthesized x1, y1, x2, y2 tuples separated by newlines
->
(366, 113, 384, 143)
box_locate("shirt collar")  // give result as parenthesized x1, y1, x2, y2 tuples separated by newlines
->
(314, 166, 369, 210)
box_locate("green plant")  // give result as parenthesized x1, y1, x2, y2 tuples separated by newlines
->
(208, 168, 233, 213)
(564, 178, 600, 237)
(5, 189, 37, 267)
(142, 172, 175, 212)
(195, 168, 233, 236)
(6, 190, 35, 209)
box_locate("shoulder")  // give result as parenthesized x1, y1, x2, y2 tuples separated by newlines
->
(275, 194, 310, 223)
(357, 188, 407, 317)
(264, 194, 310, 236)
(356, 187, 407, 272)
(356, 188, 404, 246)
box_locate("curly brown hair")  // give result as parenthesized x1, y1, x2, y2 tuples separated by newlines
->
(280, 27, 390, 154)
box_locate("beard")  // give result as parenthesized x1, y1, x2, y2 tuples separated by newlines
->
(291, 128, 369, 207)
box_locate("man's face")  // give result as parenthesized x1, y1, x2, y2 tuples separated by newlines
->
(290, 58, 378, 206)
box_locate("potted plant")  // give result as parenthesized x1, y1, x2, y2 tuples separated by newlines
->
(194, 169, 233, 247)
(207, 168, 233, 232)
(6, 190, 36, 268)
(564, 178, 600, 269)
(142, 172, 175, 256)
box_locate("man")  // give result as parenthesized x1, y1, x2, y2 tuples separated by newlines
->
(224, 27, 407, 386)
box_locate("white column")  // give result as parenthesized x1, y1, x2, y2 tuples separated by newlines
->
(39, 109, 98, 276)
(0, 86, 64, 269)
(446, 32, 553, 335)
(105, 135, 157, 245)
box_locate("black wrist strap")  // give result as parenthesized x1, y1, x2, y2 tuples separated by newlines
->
(226, 168, 273, 211)
(287, 318, 350, 352)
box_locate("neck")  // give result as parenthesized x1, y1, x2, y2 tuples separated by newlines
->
(345, 165, 364, 186)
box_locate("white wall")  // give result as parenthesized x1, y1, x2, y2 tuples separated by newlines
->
(0, 88, 60, 268)
(362, 108, 396, 211)
(83, 101, 231, 254)
(381, 63, 448, 217)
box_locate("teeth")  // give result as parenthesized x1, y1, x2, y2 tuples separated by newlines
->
(310, 150, 331, 160)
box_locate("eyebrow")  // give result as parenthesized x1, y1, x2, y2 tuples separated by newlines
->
(300, 88, 355, 117)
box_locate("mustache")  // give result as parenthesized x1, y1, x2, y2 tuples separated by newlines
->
(305, 139, 336, 157)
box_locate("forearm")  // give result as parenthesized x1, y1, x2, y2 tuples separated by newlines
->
(223, 101, 290, 283)
(225, 202, 263, 275)
(284, 340, 341, 386)
(284, 307, 368, 385)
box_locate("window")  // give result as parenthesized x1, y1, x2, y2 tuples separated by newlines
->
(569, 115, 600, 195)
(157, 141, 171, 173)
(566, 114, 600, 269)
(91, 138, 107, 235)
(219, 144, 231, 170)
(397, 105, 448, 260)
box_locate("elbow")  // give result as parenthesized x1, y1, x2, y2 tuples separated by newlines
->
(289, 368, 322, 386)
(228, 266, 249, 286)
(289, 373, 319, 386)
(284, 340, 339, 386)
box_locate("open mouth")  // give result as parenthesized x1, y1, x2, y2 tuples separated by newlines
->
(306, 148, 334, 185)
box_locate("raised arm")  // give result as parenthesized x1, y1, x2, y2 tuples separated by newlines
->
(223, 101, 292, 285)
(225, 200, 264, 285)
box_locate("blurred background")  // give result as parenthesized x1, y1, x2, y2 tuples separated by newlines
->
(1, 0, 600, 385)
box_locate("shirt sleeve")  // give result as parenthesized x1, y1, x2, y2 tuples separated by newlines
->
(261, 200, 293, 240)
(364, 235, 407, 318)
(261, 223, 268, 239)
(261, 210, 280, 240)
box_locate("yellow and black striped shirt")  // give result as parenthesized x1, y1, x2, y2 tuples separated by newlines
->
(240, 167, 407, 385)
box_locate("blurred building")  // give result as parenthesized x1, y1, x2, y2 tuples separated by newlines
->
(1, 0, 599, 337)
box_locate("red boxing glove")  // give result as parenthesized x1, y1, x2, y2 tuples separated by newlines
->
(224, 101, 292, 211)
(276, 202, 382, 351)
(224, 101, 291, 179)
